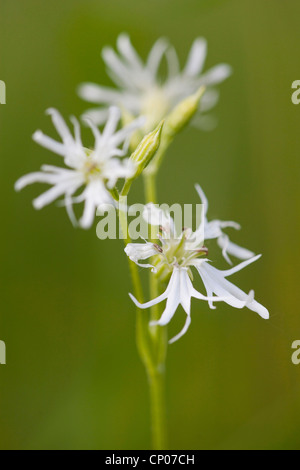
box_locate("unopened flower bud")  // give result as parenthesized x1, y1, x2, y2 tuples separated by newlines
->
(165, 86, 206, 137)
(130, 121, 164, 178)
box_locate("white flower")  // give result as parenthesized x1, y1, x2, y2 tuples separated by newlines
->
(125, 192, 269, 343)
(15, 106, 144, 229)
(195, 184, 255, 264)
(78, 33, 232, 133)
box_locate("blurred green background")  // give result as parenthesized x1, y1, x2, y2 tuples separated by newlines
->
(1, 0, 300, 450)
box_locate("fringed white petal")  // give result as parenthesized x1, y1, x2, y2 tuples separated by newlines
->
(102, 46, 138, 90)
(125, 242, 158, 263)
(32, 131, 66, 157)
(102, 106, 121, 142)
(220, 255, 261, 277)
(169, 315, 192, 344)
(195, 183, 209, 217)
(110, 115, 145, 147)
(79, 180, 113, 229)
(117, 33, 144, 70)
(81, 108, 110, 126)
(143, 203, 175, 235)
(195, 260, 269, 319)
(184, 38, 207, 77)
(165, 46, 180, 79)
(217, 235, 255, 264)
(15, 171, 60, 191)
(146, 38, 169, 77)
(129, 289, 170, 310)
(199, 63, 232, 86)
(199, 89, 219, 112)
(46, 108, 74, 147)
(78, 83, 125, 104)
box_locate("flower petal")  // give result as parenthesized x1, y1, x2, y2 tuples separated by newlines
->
(78, 83, 124, 104)
(146, 38, 169, 77)
(32, 131, 66, 157)
(199, 64, 232, 86)
(169, 315, 191, 344)
(117, 33, 143, 70)
(153, 269, 181, 326)
(217, 235, 255, 263)
(184, 38, 207, 77)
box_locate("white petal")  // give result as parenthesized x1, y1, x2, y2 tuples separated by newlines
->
(154, 269, 181, 325)
(184, 38, 207, 77)
(79, 181, 113, 229)
(102, 47, 137, 90)
(195, 183, 209, 216)
(245, 293, 269, 319)
(15, 171, 59, 191)
(199, 89, 219, 112)
(80, 196, 96, 229)
(70, 116, 83, 147)
(117, 33, 143, 70)
(64, 192, 78, 227)
(40, 165, 76, 174)
(78, 83, 124, 104)
(199, 64, 232, 86)
(143, 203, 174, 233)
(218, 236, 255, 262)
(33, 131, 66, 157)
(165, 46, 180, 78)
(179, 269, 193, 315)
(81, 108, 110, 126)
(103, 158, 135, 186)
(146, 38, 169, 77)
(169, 315, 191, 344)
(191, 114, 218, 131)
(101, 106, 121, 142)
(221, 255, 261, 277)
(196, 260, 268, 318)
(84, 117, 102, 143)
(33, 180, 79, 210)
(217, 233, 233, 265)
(46, 108, 74, 146)
(110, 115, 145, 147)
(125, 242, 158, 262)
(129, 290, 169, 310)
(197, 263, 249, 309)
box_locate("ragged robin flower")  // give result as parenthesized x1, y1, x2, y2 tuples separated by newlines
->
(15, 106, 144, 228)
(125, 185, 269, 343)
(78, 34, 232, 133)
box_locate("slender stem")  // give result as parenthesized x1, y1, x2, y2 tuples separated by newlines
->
(144, 171, 157, 205)
(143, 169, 168, 449)
(120, 167, 168, 449)
(118, 195, 155, 379)
(149, 368, 168, 450)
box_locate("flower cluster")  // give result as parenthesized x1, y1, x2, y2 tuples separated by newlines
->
(15, 33, 268, 344)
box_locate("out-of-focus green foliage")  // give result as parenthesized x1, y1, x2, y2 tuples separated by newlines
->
(0, 0, 300, 450)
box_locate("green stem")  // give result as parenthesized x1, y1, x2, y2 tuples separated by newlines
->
(118, 193, 155, 377)
(149, 368, 168, 450)
(120, 167, 168, 449)
(144, 171, 157, 205)
(143, 169, 168, 449)
(118, 184, 165, 449)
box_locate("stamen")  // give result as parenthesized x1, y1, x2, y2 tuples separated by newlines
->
(197, 246, 208, 256)
(153, 243, 163, 253)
